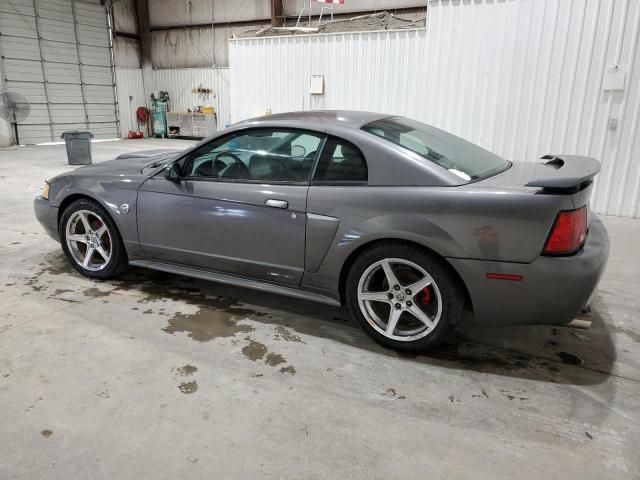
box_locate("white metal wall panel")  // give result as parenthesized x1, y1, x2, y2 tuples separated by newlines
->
(148, 67, 231, 128)
(37, 0, 73, 21)
(74, 1, 108, 27)
(44, 62, 81, 83)
(0, 0, 118, 143)
(230, 0, 640, 218)
(84, 84, 119, 103)
(0, 36, 41, 60)
(47, 83, 84, 103)
(0, 12, 37, 38)
(81, 65, 114, 85)
(114, 68, 146, 137)
(40, 40, 79, 63)
(0, 0, 35, 16)
(2, 59, 44, 81)
(5, 81, 47, 103)
(76, 23, 110, 46)
(50, 103, 85, 123)
(37, 17, 76, 43)
(16, 104, 50, 124)
(17, 125, 53, 144)
(79, 44, 112, 66)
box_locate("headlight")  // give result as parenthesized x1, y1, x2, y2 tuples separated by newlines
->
(41, 181, 50, 200)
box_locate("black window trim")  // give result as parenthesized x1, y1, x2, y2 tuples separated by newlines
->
(310, 135, 369, 187)
(167, 126, 327, 186)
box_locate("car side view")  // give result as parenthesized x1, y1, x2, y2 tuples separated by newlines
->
(34, 111, 609, 351)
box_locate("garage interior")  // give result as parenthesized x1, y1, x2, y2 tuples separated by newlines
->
(1, 0, 639, 479)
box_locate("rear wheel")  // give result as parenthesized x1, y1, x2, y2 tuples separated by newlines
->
(59, 198, 128, 279)
(346, 243, 464, 352)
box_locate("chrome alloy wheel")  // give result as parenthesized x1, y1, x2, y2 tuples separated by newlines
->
(357, 258, 443, 342)
(65, 210, 112, 272)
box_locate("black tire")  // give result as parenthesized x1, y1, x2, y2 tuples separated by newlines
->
(345, 242, 465, 352)
(58, 198, 128, 279)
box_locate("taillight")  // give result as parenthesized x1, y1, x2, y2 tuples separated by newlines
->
(543, 207, 587, 255)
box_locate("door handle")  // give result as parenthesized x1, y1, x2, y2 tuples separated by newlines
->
(265, 199, 289, 209)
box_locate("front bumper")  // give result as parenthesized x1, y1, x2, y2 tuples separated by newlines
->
(448, 217, 609, 326)
(34, 196, 60, 242)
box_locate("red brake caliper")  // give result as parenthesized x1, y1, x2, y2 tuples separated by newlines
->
(417, 285, 433, 306)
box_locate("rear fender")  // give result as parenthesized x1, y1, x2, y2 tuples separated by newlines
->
(303, 214, 463, 293)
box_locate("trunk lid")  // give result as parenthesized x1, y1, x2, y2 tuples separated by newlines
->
(478, 154, 600, 209)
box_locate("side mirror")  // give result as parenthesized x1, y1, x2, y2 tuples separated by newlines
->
(165, 163, 181, 182)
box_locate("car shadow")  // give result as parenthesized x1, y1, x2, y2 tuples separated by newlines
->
(108, 266, 616, 387)
(35, 251, 616, 387)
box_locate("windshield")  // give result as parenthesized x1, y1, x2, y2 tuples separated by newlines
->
(362, 117, 510, 182)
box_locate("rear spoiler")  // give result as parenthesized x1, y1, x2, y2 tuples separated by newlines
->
(525, 155, 601, 190)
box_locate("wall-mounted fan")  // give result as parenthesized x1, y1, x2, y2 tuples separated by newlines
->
(0, 91, 31, 144)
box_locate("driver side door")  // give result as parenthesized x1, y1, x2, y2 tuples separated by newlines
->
(137, 128, 324, 286)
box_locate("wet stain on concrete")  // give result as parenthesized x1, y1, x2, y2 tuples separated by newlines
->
(279, 366, 296, 375)
(83, 287, 116, 299)
(242, 339, 268, 361)
(52, 289, 74, 296)
(556, 351, 583, 365)
(265, 352, 286, 366)
(178, 381, 198, 394)
(174, 365, 197, 376)
(273, 326, 305, 343)
(41, 430, 53, 438)
(164, 310, 254, 342)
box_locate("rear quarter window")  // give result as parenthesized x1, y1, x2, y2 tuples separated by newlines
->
(362, 117, 510, 182)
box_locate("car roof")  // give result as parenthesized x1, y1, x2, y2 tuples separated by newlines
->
(233, 110, 391, 131)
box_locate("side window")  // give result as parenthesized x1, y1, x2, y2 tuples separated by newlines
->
(180, 129, 323, 183)
(312, 137, 368, 184)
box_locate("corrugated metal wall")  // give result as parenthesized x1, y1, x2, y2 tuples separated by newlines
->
(114, 68, 146, 136)
(0, 0, 118, 143)
(149, 68, 231, 129)
(229, 0, 640, 218)
(114, 67, 231, 137)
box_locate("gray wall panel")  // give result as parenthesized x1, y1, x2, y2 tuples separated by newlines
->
(40, 40, 80, 63)
(0, 36, 41, 60)
(79, 45, 111, 66)
(38, 18, 76, 43)
(3, 59, 44, 82)
(0, 0, 36, 16)
(47, 83, 84, 104)
(0, 12, 37, 37)
(44, 62, 81, 83)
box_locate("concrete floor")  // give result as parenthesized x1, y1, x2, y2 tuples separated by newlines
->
(0, 139, 639, 479)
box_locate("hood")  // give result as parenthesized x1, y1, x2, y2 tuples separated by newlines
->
(70, 149, 183, 177)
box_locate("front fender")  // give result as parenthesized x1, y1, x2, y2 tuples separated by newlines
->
(50, 176, 141, 258)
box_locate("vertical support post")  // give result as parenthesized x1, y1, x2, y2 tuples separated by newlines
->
(71, 0, 90, 132)
(32, 0, 56, 142)
(270, 0, 283, 27)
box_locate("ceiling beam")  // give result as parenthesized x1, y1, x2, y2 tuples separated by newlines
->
(271, 0, 283, 27)
(149, 19, 270, 32)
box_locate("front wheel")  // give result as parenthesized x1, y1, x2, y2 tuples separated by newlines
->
(59, 198, 128, 279)
(346, 243, 465, 352)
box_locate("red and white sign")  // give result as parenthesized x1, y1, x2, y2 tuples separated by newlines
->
(314, 0, 345, 4)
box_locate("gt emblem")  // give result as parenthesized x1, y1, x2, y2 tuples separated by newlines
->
(120, 203, 130, 214)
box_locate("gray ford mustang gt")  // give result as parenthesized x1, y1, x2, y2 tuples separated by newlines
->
(35, 111, 609, 351)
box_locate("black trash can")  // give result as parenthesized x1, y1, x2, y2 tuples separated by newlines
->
(61, 131, 94, 165)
